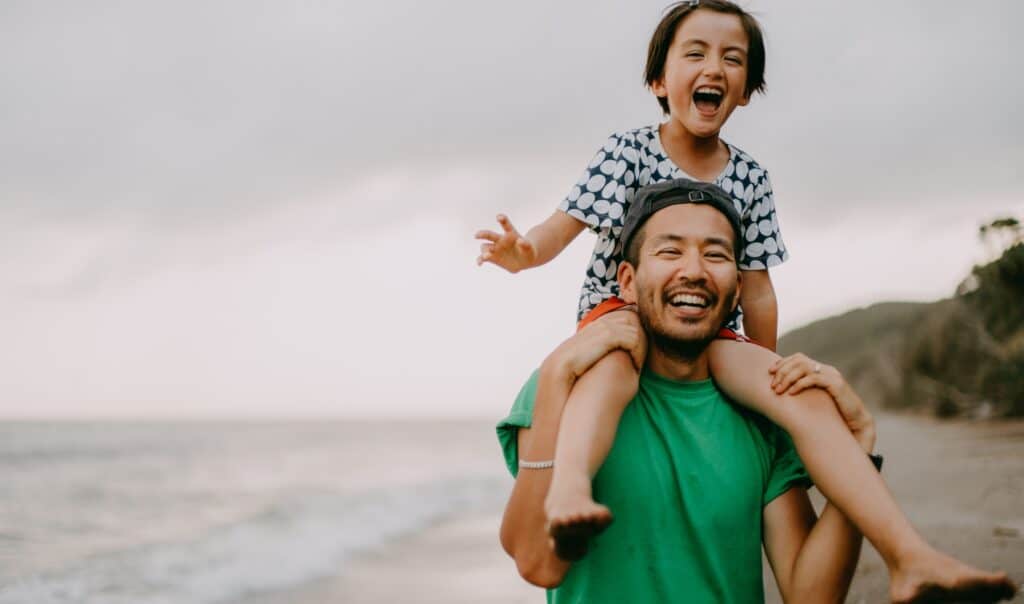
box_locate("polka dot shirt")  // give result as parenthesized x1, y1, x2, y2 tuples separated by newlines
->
(559, 125, 788, 328)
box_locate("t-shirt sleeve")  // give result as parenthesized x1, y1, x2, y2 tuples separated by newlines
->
(557, 133, 637, 235)
(762, 425, 813, 506)
(738, 170, 790, 271)
(495, 370, 540, 478)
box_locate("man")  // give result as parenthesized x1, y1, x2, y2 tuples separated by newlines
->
(495, 180, 1016, 603)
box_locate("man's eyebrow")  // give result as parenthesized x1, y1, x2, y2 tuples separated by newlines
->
(705, 236, 735, 251)
(648, 234, 684, 246)
(647, 233, 734, 249)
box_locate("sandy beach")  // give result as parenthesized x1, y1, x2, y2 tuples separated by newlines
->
(250, 413, 1024, 604)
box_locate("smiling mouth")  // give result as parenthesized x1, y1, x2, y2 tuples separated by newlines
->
(668, 292, 712, 310)
(693, 87, 723, 113)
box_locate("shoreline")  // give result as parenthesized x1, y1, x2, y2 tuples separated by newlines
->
(245, 414, 1024, 604)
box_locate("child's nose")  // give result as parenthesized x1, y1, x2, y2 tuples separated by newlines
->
(701, 58, 725, 78)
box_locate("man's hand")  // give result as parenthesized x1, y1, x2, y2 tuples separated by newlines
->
(476, 214, 538, 273)
(769, 353, 876, 453)
(549, 310, 645, 380)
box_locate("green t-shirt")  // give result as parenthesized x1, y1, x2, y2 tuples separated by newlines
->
(497, 369, 811, 604)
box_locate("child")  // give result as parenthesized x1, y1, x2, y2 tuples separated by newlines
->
(477, 1, 1016, 601)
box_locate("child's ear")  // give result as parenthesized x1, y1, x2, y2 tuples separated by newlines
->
(738, 91, 750, 107)
(618, 261, 638, 304)
(650, 78, 668, 100)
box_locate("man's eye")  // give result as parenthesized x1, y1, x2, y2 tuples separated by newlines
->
(657, 248, 681, 256)
(706, 252, 728, 260)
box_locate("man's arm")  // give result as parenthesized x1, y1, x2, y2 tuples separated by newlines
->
(763, 430, 874, 603)
(762, 356, 877, 603)
(499, 313, 642, 587)
(739, 268, 778, 351)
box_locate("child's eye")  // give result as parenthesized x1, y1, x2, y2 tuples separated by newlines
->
(685, 51, 704, 59)
(725, 56, 743, 65)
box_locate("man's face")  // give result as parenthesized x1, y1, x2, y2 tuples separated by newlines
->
(619, 204, 741, 356)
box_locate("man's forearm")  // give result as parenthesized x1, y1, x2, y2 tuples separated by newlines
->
(785, 428, 874, 603)
(785, 503, 863, 603)
(499, 356, 576, 587)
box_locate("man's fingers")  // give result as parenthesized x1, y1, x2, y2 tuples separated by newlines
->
(770, 359, 797, 389)
(773, 364, 806, 394)
(786, 375, 818, 395)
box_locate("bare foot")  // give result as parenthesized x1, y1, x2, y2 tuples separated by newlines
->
(545, 481, 613, 561)
(890, 547, 1019, 603)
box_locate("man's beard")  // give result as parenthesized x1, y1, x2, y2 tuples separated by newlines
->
(637, 283, 739, 362)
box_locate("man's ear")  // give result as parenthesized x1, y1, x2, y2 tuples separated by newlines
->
(732, 269, 743, 311)
(618, 261, 638, 304)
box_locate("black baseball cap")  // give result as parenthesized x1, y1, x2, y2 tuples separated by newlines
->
(620, 178, 743, 260)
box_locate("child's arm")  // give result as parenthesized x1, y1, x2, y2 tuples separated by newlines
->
(476, 212, 585, 273)
(739, 268, 778, 351)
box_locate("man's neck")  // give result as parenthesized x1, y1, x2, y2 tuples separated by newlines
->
(645, 347, 711, 382)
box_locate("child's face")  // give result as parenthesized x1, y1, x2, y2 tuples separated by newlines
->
(652, 9, 751, 139)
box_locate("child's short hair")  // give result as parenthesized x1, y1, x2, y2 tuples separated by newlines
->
(644, 1, 767, 114)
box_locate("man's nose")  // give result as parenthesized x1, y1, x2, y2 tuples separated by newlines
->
(675, 251, 706, 281)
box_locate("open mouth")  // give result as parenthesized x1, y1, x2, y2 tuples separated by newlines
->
(692, 87, 723, 113)
(668, 292, 712, 311)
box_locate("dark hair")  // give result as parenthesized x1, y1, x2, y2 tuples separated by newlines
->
(644, 0, 767, 114)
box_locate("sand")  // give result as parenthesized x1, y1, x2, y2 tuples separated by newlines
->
(250, 413, 1024, 603)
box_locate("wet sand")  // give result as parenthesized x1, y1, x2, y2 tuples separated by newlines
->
(252, 413, 1024, 603)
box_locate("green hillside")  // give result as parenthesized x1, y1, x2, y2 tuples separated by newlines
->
(778, 239, 1024, 419)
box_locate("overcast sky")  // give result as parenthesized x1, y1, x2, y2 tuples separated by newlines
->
(1, 1, 1022, 419)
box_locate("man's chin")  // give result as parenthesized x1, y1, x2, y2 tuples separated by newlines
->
(647, 320, 721, 360)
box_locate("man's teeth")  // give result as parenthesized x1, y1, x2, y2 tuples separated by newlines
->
(670, 294, 709, 307)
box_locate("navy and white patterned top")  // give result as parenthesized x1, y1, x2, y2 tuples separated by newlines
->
(558, 125, 789, 328)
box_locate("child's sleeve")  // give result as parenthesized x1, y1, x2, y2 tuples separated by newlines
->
(738, 170, 790, 271)
(557, 132, 639, 236)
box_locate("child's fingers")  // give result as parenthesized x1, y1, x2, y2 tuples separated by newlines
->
(497, 214, 521, 235)
(475, 230, 501, 243)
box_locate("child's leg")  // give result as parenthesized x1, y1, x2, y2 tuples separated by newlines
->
(709, 338, 1016, 603)
(544, 313, 645, 561)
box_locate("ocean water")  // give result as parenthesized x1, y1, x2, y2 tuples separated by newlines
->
(0, 421, 508, 604)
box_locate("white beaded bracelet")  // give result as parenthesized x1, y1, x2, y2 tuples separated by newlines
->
(518, 459, 554, 470)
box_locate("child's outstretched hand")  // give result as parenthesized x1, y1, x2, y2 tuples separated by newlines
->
(475, 214, 537, 273)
